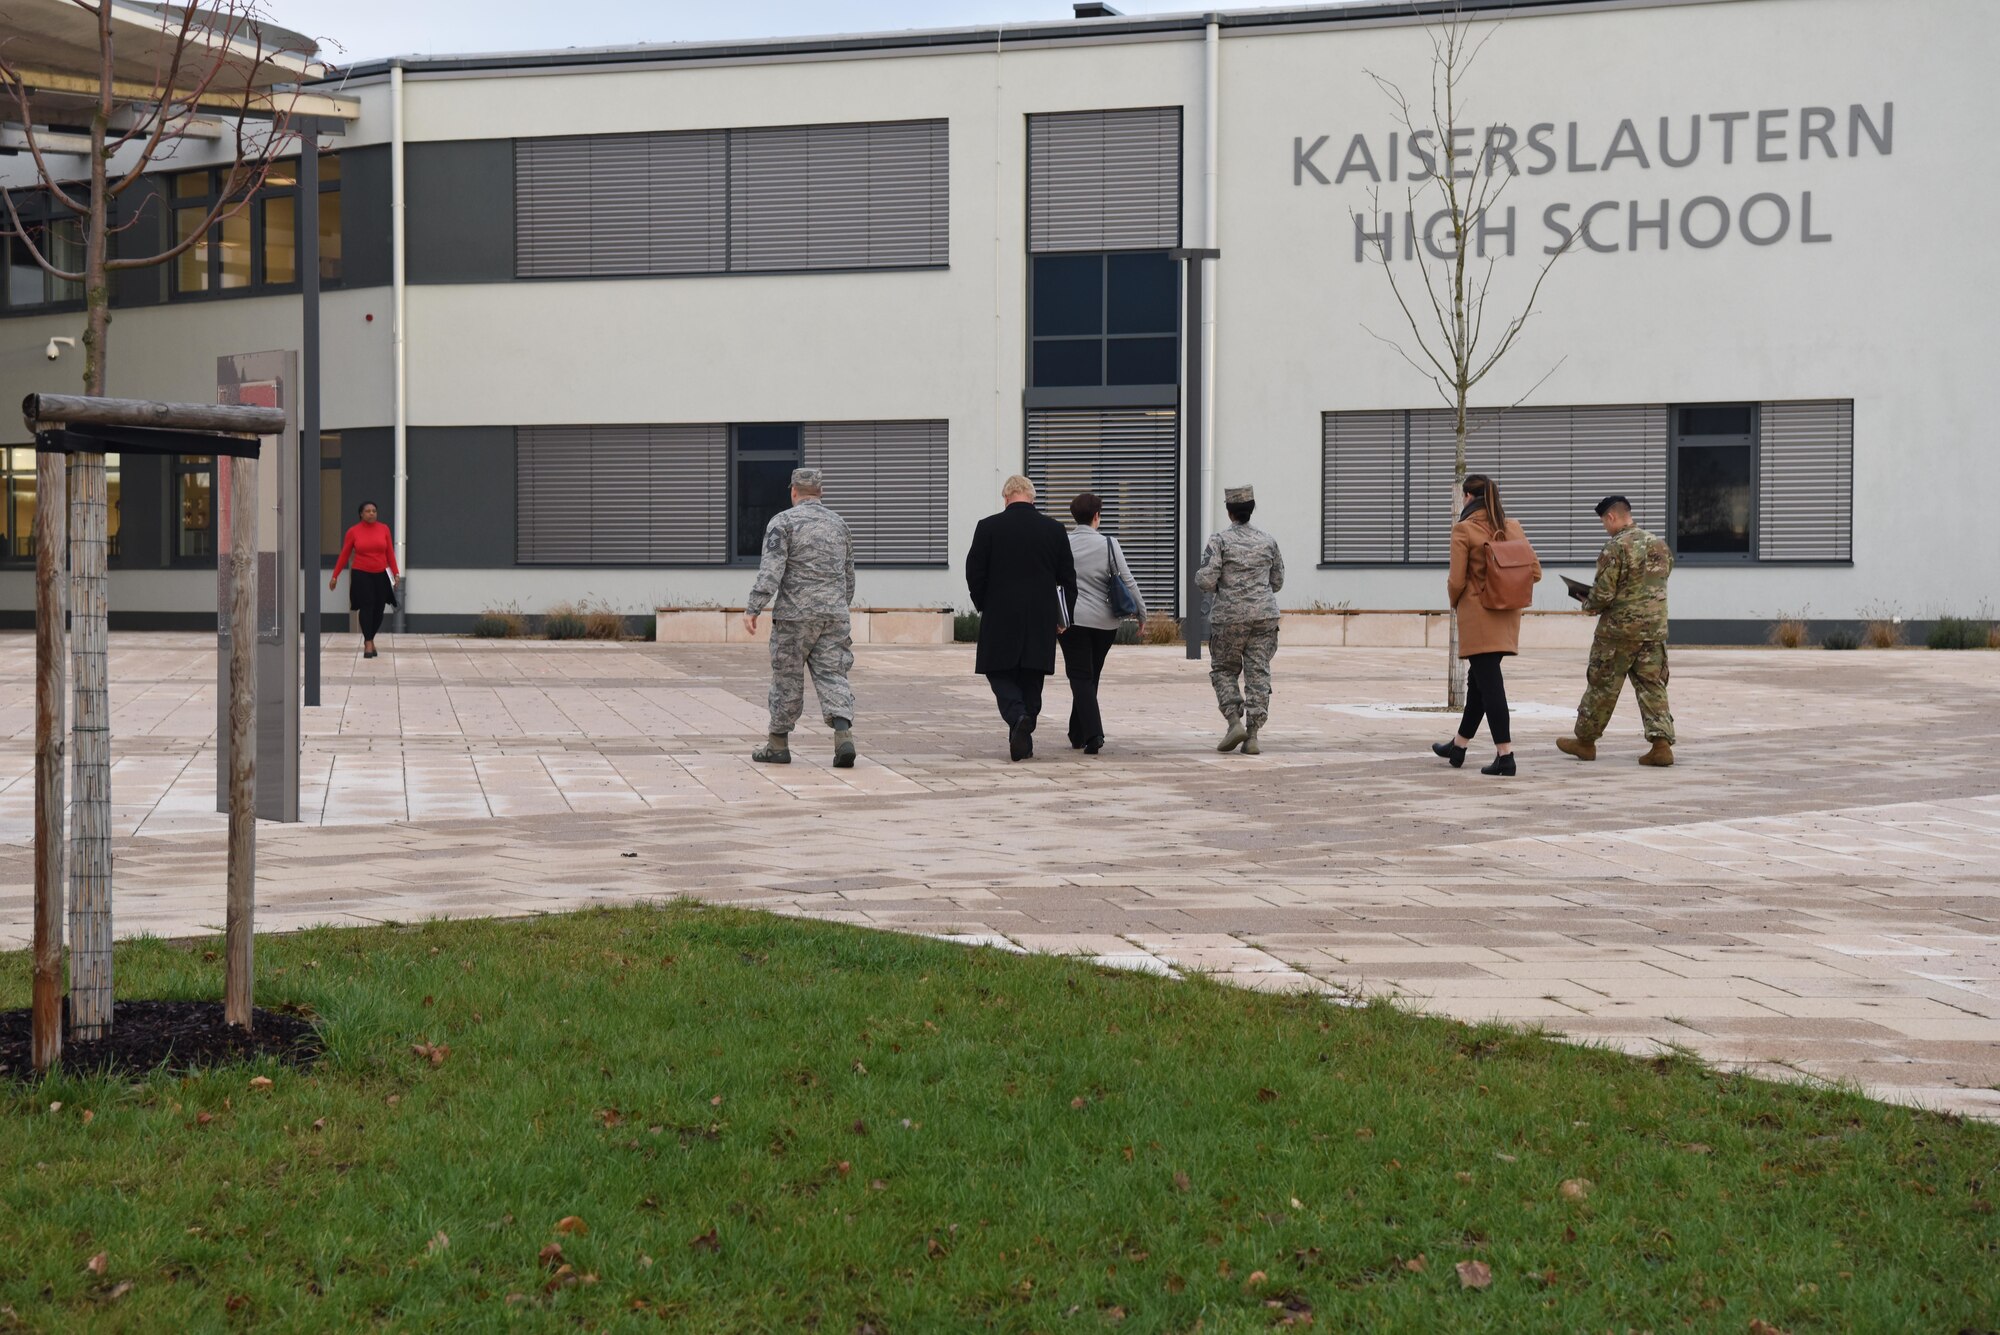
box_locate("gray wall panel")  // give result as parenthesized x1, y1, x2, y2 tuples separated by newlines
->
(409, 140, 517, 285)
(339, 144, 393, 290)
(340, 427, 396, 535)
(411, 426, 515, 568)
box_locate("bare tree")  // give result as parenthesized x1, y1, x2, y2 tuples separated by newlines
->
(1, 0, 306, 1053)
(1353, 6, 1574, 708)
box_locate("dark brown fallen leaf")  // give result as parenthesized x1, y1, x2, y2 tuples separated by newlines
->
(410, 1042, 450, 1068)
(224, 1294, 249, 1314)
(1749, 1322, 1790, 1335)
(543, 1264, 577, 1294)
(537, 1243, 564, 1269)
(1164, 1274, 1187, 1294)
(1256, 1087, 1279, 1103)
(1172, 1171, 1191, 1193)
(1455, 1260, 1493, 1290)
(1403, 1254, 1427, 1273)
(689, 1226, 721, 1254)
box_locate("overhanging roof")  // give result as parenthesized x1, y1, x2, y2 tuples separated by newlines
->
(1, 0, 359, 134)
(328, 0, 1687, 79)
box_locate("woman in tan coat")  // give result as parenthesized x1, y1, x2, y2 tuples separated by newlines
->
(1433, 474, 1542, 776)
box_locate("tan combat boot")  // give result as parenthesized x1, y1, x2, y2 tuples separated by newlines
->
(1242, 723, 1262, 755)
(1555, 736, 1596, 761)
(1638, 739, 1675, 767)
(832, 727, 857, 769)
(752, 733, 791, 764)
(1217, 718, 1248, 752)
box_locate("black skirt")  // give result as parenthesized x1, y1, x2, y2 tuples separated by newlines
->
(348, 569, 398, 611)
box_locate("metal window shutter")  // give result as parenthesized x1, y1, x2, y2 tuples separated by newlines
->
(516, 424, 726, 564)
(1028, 108, 1182, 253)
(1320, 411, 1406, 563)
(1758, 400, 1852, 561)
(1406, 405, 1667, 564)
(803, 419, 949, 566)
(730, 119, 949, 272)
(1024, 407, 1179, 615)
(515, 132, 727, 278)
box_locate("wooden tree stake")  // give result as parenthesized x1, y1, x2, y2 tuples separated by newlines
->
(224, 456, 258, 1031)
(31, 449, 67, 1072)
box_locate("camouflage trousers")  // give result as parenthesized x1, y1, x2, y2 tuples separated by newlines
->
(1574, 635, 1675, 744)
(767, 616, 855, 734)
(1207, 618, 1280, 725)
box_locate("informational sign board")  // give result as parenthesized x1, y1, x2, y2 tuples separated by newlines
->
(216, 351, 300, 823)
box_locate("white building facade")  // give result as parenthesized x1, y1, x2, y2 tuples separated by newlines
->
(3, 0, 1994, 639)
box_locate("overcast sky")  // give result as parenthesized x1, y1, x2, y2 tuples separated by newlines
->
(268, 1, 1214, 65)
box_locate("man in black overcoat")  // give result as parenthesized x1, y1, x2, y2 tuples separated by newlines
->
(965, 474, 1078, 761)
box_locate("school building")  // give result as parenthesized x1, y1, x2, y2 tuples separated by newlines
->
(2, 0, 1992, 640)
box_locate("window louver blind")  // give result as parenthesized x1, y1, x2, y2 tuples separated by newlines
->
(1025, 407, 1179, 615)
(516, 131, 728, 277)
(1321, 405, 1667, 564)
(803, 419, 949, 565)
(731, 120, 949, 272)
(1757, 400, 1852, 561)
(516, 424, 726, 564)
(1027, 108, 1182, 253)
(516, 119, 947, 279)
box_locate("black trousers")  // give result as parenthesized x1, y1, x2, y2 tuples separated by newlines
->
(1059, 626, 1118, 745)
(349, 570, 395, 642)
(1457, 651, 1513, 745)
(985, 669, 1047, 731)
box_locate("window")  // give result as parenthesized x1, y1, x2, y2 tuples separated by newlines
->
(175, 455, 216, 560)
(733, 424, 802, 563)
(514, 119, 948, 279)
(319, 432, 344, 564)
(0, 195, 84, 313)
(1027, 108, 1182, 254)
(167, 153, 341, 299)
(1031, 251, 1178, 388)
(515, 419, 946, 567)
(1025, 407, 1180, 615)
(1320, 399, 1852, 567)
(1670, 404, 1756, 557)
(2, 449, 121, 562)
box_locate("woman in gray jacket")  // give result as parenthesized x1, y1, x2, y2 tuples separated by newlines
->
(1062, 492, 1148, 754)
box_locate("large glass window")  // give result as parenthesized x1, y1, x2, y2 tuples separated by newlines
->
(1030, 250, 1178, 389)
(1, 450, 120, 562)
(166, 152, 340, 300)
(175, 455, 215, 560)
(1671, 404, 1756, 557)
(732, 424, 802, 562)
(0, 199, 86, 313)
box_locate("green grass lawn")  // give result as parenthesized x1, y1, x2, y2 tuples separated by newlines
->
(3, 905, 1996, 1332)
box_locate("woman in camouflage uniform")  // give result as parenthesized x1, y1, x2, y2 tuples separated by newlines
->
(1196, 485, 1285, 755)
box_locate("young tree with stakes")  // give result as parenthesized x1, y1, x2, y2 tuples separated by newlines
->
(1, 0, 307, 1063)
(1353, 7, 1575, 708)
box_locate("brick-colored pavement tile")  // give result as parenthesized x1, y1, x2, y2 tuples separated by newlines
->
(1, 633, 1997, 1116)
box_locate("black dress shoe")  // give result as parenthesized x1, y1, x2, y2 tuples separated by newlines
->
(1009, 718, 1032, 762)
(1431, 741, 1466, 768)
(1084, 736, 1104, 755)
(1480, 753, 1517, 777)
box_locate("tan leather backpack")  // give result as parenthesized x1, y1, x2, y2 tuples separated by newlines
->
(1479, 532, 1539, 611)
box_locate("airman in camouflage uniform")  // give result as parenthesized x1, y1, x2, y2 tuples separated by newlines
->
(743, 469, 859, 768)
(1198, 485, 1285, 755)
(1558, 494, 1676, 767)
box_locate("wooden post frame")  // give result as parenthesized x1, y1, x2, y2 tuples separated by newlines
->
(223, 455, 259, 1030)
(31, 446, 67, 1072)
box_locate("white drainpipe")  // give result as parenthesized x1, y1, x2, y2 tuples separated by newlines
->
(390, 63, 409, 618)
(1201, 16, 1219, 541)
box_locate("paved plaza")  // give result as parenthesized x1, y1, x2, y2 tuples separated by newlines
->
(0, 631, 1995, 1119)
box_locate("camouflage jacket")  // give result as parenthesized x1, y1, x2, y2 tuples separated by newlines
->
(1196, 523, 1285, 625)
(746, 500, 856, 621)
(1582, 525, 1673, 641)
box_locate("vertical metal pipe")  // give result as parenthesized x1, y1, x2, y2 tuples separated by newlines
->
(224, 455, 258, 1031)
(299, 121, 322, 704)
(1201, 16, 1220, 562)
(31, 444, 66, 1071)
(390, 64, 409, 634)
(1183, 258, 1204, 660)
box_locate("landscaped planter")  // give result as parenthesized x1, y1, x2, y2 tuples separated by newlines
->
(654, 607, 955, 645)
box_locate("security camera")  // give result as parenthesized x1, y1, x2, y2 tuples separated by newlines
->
(45, 336, 78, 360)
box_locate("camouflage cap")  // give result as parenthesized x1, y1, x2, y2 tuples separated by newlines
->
(791, 468, 824, 492)
(1225, 485, 1255, 505)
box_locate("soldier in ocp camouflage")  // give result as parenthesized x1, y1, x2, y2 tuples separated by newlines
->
(1197, 485, 1285, 754)
(745, 469, 859, 767)
(1563, 495, 1676, 765)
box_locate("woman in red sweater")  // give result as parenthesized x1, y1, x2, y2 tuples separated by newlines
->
(330, 501, 400, 659)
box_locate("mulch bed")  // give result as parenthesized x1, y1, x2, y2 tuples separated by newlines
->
(0, 1000, 322, 1082)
